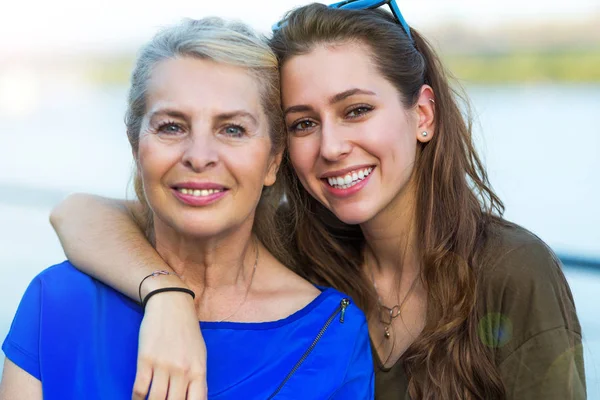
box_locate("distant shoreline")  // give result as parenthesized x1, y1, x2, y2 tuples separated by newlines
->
(80, 49, 600, 85)
(444, 50, 600, 83)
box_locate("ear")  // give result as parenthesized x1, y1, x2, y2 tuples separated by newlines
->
(264, 150, 284, 187)
(415, 85, 436, 143)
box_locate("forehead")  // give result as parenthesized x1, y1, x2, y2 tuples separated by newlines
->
(146, 57, 263, 115)
(280, 42, 382, 106)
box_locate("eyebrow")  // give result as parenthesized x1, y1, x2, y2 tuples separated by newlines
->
(283, 88, 377, 116)
(329, 88, 376, 104)
(148, 109, 189, 122)
(214, 111, 259, 126)
(148, 109, 258, 126)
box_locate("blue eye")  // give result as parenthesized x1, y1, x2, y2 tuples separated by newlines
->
(157, 122, 183, 135)
(223, 124, 246, 138)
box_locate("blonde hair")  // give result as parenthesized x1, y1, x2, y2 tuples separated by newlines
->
(126, 17, 283, 153)
(126, 17, 289, 262)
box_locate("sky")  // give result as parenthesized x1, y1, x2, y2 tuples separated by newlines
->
(1, 0, 599, 55)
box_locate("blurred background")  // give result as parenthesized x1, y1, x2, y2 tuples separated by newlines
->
(1, 0, 599, 396)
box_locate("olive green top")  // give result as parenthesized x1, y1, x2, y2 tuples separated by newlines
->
(374, 222, 585, 399)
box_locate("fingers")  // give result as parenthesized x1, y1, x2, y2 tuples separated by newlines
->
(132, 362, 153, 400)
(147, 368, 169, 400)
(132, 293, 208, 400)
(133, 366, 205, 400)
(187, 378, 209, 400)
(166, 374, 187, 400)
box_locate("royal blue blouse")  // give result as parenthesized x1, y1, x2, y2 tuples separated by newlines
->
(2, 261, 374, 399)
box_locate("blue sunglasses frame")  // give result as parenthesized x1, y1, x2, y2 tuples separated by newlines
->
(273, 0, 413, 42)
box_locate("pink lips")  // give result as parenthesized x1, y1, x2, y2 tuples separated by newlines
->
(171, 182, 229, 206)
(320, 164, 374, 179)
(173, 182, 226, 190)
(322, 167, 374, 198)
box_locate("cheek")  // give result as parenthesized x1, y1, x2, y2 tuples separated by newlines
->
(228, 143, 272, 187)
(368, 117, 417, 168)
(136, 138, 179, 186)
(288, 138, 317, 184)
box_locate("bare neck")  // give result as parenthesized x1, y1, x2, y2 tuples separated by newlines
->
(152, 216, 257, 292)
(360, 178, 420, 278)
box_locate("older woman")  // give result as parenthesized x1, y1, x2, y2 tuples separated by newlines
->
(0, 18, 374, 400)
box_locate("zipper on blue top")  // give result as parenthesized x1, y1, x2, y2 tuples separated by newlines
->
(266, 298, 350, 399)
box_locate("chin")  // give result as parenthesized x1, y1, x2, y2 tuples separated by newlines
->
(330, 205, 374, 226)
(156, 212, 229, 238)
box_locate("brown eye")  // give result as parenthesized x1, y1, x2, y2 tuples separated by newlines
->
(290, 120, 317, 132)
(346, 106, 372, 119)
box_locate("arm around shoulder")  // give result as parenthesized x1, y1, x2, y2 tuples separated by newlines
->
(49, 193, 179, 301)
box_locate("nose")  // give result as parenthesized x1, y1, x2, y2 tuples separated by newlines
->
(319, 120, 352, 162)
(181, 128, 219, 172)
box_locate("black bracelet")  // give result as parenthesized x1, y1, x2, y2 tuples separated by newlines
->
(138, 270, 173, 304)
(141, 287, 196, 309)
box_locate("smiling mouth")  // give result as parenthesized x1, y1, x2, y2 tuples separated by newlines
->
(175, 187, 226, 197)
(324, 167, 374, 189)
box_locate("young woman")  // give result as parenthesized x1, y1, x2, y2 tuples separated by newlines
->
(0, 17, 374, 400)
(44, 1, 584, 399)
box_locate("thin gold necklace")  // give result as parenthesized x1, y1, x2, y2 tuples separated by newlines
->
(369, 264, 420, 340)
(215, 239, 259, 323)
(370, 265, 420, 369)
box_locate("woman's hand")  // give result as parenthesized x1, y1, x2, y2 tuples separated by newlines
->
(132, 292, 207, 400)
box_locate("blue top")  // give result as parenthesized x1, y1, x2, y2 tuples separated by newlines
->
(2, 261, 374, 399)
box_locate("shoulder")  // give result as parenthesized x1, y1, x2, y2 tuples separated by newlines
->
(480, 221, 566, 288)
(319, 287, 369, 327)
(478, 222, 586, 396)
(33, 260, 97, 298)
(31, 260, 127, 311)
(477, 220, 581, 358)
(35, 260, 94, 286)
(2, 261, 105, 378)
(276, 286, 368, 330)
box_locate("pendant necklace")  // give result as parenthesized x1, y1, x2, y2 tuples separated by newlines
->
(369, 264, 420, 340)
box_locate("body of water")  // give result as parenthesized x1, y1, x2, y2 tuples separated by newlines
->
(0, 82, 598, 396)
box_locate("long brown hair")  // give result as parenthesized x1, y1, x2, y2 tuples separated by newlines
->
(270, 4, 507, 399)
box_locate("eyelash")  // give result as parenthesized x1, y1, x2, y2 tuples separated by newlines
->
(153, 120, 184, 135)
(288, 104, 374, 133)
(151, 121, 247, 138)
(346, 105, 373, 118)
(288, 119, 317, 133)
(221, 124, 247, 138)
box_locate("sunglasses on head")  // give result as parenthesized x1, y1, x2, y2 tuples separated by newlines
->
(272, 0, 413, 42)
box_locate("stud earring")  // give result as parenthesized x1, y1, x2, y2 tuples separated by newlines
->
(421, 131, 428, 137)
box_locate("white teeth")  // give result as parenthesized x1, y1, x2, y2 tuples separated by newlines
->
(178, 188, 222, 197)
(326, 167, 374, 189)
